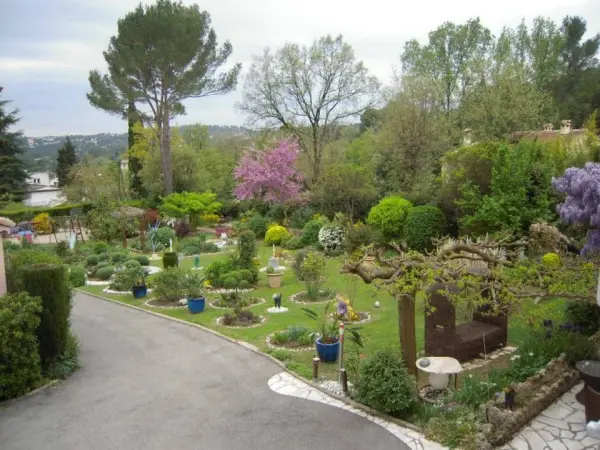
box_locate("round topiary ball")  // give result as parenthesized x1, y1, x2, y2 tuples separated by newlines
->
(265, 225, 291, 246)
(404, 205, 447, 252)
(95, 266, 115, 280)
(134, 255, 150, 266)
(367, 196, 413, 240)
(125, 259, 141, 269)
(542, 252, 561, 269)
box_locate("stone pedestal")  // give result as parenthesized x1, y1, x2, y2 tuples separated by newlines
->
(268, 257, 279, 270)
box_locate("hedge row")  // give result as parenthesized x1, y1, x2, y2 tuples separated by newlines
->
(0, 203, 92, 223)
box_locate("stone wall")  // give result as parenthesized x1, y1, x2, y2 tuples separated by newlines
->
(477, 354, 580, 447)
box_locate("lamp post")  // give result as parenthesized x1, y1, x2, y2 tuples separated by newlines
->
(0, 234, 6, 296)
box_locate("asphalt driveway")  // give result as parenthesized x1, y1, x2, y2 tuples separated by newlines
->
(0, 292, 409, 450)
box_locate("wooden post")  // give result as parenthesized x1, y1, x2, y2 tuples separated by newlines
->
(340, 368, 348, 395)
(312, 357, 319, 382)
(0, 235, 6, 296)
(399, 293, 417, 375)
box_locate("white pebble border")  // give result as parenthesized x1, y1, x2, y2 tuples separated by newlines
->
(209, 297, 266, 310)
(328, 311, 372, 325)
(144, 266, 162, 275)
(265, 332, 314, 352)
(289, 291, 335, 305)
(86, 279, 111, 286)
(259, 265, 287, 272)
(215, 315, 266, 328)
(207, 288, 254, 294)
(102, 287, 154, 295)
(144, 298, 187, 309)
(268, 372, 446, 450)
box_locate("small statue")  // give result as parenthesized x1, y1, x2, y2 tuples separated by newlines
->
(504, 385, 515, 410)
(272, 293, 282, 309)
(193, 255, 200, 269)
(374, 301, 380, 308)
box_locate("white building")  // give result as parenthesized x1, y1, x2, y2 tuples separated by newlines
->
(23, 171, 65, 207)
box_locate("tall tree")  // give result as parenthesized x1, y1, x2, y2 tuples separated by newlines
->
(127, 103, 146, 198)
(55, 137, 77, 187)
(238, 34, 380, 182)
(0, 87, 28, 204)
(88, 0, 241, 194)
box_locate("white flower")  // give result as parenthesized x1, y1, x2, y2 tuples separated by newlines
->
(318, 225, 345, 251)
(510, 355, 520, 361)
(468, 374, 473, 378)
(529, 352, 534, 357)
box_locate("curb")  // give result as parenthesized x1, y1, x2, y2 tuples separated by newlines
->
(0, 379, 61, 407)
(76, 289, 423, 434)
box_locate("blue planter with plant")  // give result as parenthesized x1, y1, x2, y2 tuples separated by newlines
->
(316, 337, 340, 362)
(187, 296, 206, 314)
(132, 285, 148, 299)
(185, 271, 206, 314)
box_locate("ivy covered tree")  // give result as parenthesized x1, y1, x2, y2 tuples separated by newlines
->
(88, 0, 241, 195)
(233, 138, 305, 206)
(553, 162, 600, 256)
(0, 87, 28, 204)
(56, 137, 77, 187)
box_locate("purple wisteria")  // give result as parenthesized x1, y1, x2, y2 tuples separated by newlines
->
(552, 162, 600, 256)
(233, 138, 306, 205)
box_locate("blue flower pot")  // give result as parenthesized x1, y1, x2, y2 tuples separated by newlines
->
(187, 296, 206, 314)
(132, 285, 148, 299)
(316, 337, 340, 363)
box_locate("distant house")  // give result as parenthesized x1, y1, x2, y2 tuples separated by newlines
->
(510, 120, 587, 144)
(23, 171, 65, 207)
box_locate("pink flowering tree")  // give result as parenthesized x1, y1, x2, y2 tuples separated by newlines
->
(553, 162, 600, 256)
(234, 138, 305, 206)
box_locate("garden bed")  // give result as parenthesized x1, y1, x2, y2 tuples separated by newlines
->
(216, 314, 265, 328)
(144, 298, 186, 309)
(209, 296, 265, 309)
(289, 290, 336, 304)
(330, 311, 372, 324)
(265, 327, 314, 352)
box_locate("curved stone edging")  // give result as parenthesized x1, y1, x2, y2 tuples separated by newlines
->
(144, 298, 187, 309)
(289, 291, 335, 305)
(216, 315, 265, 328)
(102, 287, 154, 295)
(209, 297, 266, 310)
(86, 279, 111, 286)
(207, 288, 254, 294)
(328, 311, 372, 325)
(265, 332, 314, 352)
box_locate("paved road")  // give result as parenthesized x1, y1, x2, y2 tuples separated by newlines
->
(0, 293, 408, 450)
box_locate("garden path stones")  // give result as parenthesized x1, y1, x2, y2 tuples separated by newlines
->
(268, 372, 446, 450)
(500, 383, 600, 450)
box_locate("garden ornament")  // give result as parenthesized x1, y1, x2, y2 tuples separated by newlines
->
(374, 301, 380, 308)
(504, 385, 515, 410)
(272, 293, 282, 309)
(193, 255, 200, 269)
(587, 420, 600, 439)
(419, 358, 430, 368)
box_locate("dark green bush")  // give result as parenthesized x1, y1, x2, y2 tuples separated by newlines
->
(3, 240, 22, 253)
(404, 205, 447, 252)
(6, 249, 62, 293)
(110, 251, 129, 264)
(93, 242, 109, 254)
(290, 206, 317, 229)
(69, 265, 87, 287)
(162, 251, 179, 269)
(44, 333, 79, 380)
(97, 252, 109, 262)
(205, 257, 235, 286)
(55, 241, 69, 259)
(345, 222, 383, 252)
(354, 349, 415, 417)
(223, 277, 238, 289)
(565, 302, 600, 336)
(248, 213, 269, 238)
(124, 259, 141, 269)
(95, 261, 111, 270)
(22, 264, 71, 367)
(284, 235, 305, 250)
(95, 266, 115, 280)
(151, 227, 175, 246)
(134, 255, 150, 266)
(0, 292, 42, 401)
(86, 254, 99, 267)
(0, 203, 91, 224)
(238, 280, 250, 290)
(301, 219, 326, 245)
(153, 268, 185, 302)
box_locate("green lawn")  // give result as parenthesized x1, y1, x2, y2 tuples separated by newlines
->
(78, 242, 568, 379)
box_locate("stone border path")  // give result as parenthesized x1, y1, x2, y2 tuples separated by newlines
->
(500, 383, 600, 450)
(268, 372, 447, 450)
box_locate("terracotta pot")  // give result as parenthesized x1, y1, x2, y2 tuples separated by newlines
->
(267, 273, 283, 288)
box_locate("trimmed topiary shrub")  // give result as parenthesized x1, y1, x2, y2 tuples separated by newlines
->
(110, 251, 129, 264)
(134, 255, 150, 266)
(22, 264, 71, 367)
(205, 257, 235, 286)
(69, 265, 87, 287)
(0, 292, 43, 401)
(95, 266, 115, 280)
(93, 242, 109, 254)
(5, 249, 63, 293)
(153, 268, 186, 303)
(95, 261, 111, 271)
(565, 302, 600, 336)
(97, 252, 109, 262)
(404, 205, 447, 252)
(284, 235, 305, 250)
(265, 225, 291, 246)
(162, 251, 178, 269)
(248, 213, 269, 238)
(367, 196, 413, 240)
(354, 349, 415, 417)
(238, 280, 250, 290)
(301, 217, 327, 245)
(86, 254, 99, 267)
(237, 230, 257, 271)
(150, 226, 176, 247)
(542, 252, 561, 269)
(124, 259, 141, 269)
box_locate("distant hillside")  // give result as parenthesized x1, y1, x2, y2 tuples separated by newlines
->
(23, 125, 250, 171)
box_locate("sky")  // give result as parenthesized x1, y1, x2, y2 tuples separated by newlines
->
(1, 0, 599, 137)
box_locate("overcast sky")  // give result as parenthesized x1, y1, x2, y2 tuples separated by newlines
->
(1, 0, 598, 137)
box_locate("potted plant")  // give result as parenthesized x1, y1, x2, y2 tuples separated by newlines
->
(266, 266, 283, 288)
(185, 271, 206, 314)
(302, 302, 340, 363)
(131, 267, 148, 299)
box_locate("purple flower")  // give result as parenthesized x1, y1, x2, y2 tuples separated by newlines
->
(543, 319, 553, 328)
(337, 300, 348, 317)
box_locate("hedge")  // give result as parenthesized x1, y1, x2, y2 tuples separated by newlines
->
(0, 292, 43, 401)
(0, 203, 92, 223)
(22, 264, 71, 367)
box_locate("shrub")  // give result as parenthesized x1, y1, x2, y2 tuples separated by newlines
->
(345, 222, 382, 252)
(265, 225, 291, 246)
(69, 265, 87, 287)
(285, 361, 313, 379)
(290, 206, 317, 228)
(248, 213, 269, 238)
(565, 302, 600, 336)
(93, 242, 109, 254)
(33, 212, 52, 234)
(97, 252, 109, 262)
(3, 239, 22, 254)
(110, 266, 144, 291)
(223, 277, 238, 289)
(301, 218, 327, 245)
(237, 230, 257, 271)
(153, 268, 186, 302)
(110, 251, 129, 264)
(0, 292, 42, 401)
(284, 235, 305, 250)
(201, 213, 220, 227)
(95, 266, 115, 280)
(354, 349, 415, 416)
(542, 252, 561, 269)
(318, 224, 345, 252)
(174, 219, 191, 238)
(404, 205, 447, 252)
(367, 196, 413, 240)
(44, 333, 79, 380)
(55, 241, 69, 258)
(5, 249, 62, 293)
(22, 264, 71, 367)
(134, 255, 150, 266)
(238, 280, 250, 290)
(150, 226, 176, 247)
(205, 257, 235, 286)
(125, 259, 141, 269)
(95, 261, 111, 271)
(162, 251, 179, 269)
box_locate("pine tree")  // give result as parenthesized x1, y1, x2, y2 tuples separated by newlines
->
(127, 102, 146, 198)
(0, 87, 28, 204)
(56, 137, 77, 187)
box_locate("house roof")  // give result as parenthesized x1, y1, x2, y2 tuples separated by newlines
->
(511, 129, 586, 143)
